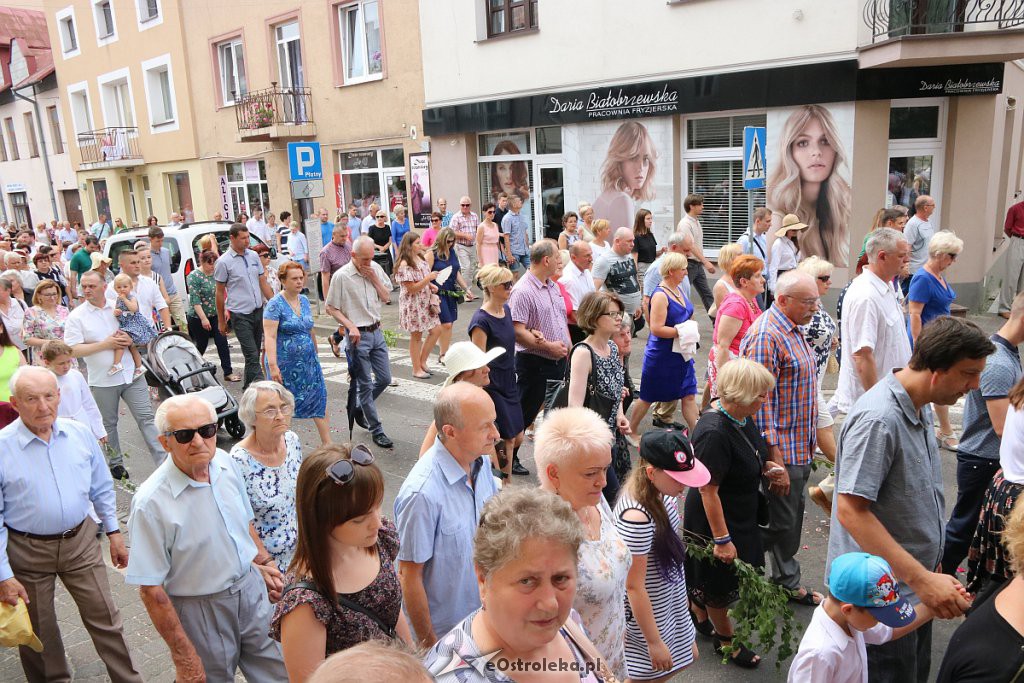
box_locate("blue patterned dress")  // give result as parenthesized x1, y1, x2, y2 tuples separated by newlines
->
(264, 294, 327, 419)
(230, 430, 304, 571)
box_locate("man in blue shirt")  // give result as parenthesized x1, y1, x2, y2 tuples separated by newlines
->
(318, 208, 334, 248)
(346, 204, 362, 236)
(737, 207, 772, 308)
(395, 383, 500, 647)
(148, 227, 187, 330)
(500, 196, 530, 274)
(0, 367, 140, 682)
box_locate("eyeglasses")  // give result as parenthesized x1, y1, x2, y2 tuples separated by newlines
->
(376, 215, 387, 219)
(259, 253, 271, 258)
(326, 444, 375, 485)
(446, 239, 456, 245)
(460, 203, 471, 207)
(431, 218, 441, 223)
(602, 310, 625, 321)
(817, 275, 831, 283)
(258, 405, 293, 419)
(164, 422, 218, 444)
(497, 281, 513, 290)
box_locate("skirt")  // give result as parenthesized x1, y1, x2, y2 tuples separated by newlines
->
(966, 471, 1022, 593)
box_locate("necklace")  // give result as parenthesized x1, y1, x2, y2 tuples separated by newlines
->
(715, 400, 747, 426)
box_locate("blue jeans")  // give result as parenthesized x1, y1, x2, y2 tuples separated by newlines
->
(941, 452, 1002, 574)
(346, 328, 391, 436)
(510, 253, 530, 271)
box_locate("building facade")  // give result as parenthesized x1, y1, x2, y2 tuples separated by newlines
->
(419, 0, 1024, 309)
(0, 6, 78, 228)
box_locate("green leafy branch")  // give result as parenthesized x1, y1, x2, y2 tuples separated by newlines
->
(104, 443, 137, 493)
(381, 328, 399, 349)
(685, 534, 801, 669)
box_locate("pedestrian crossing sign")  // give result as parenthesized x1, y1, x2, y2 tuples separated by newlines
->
(743, 126, 766, 190)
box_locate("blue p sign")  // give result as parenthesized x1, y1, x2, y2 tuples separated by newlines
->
(288, 142, 322, 181)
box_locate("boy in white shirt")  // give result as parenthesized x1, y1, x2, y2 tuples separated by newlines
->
(788, 552, 942, 683)
(40, 340, 107, 444)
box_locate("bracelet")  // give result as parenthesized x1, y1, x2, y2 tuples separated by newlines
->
(713, 535, 732, 545)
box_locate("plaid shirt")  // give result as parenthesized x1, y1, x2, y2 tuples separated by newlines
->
(508, 272, 570, 360)
(440, 211, 454, 228)
(450, 211, 479, 245)
(739, 304, 818, 465)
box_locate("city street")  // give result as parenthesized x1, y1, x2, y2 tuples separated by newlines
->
(0, 297, 999, 682)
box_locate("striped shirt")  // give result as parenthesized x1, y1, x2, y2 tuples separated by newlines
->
(739, 304, 818, 465)
(508, 271, 569, 360)
(449, 211, 479, 240)
(613, 493, 695, 680)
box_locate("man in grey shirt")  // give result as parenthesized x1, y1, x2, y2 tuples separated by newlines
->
(827, 316, 994, 683)
(940, 292, 1024, 574)
(903, 194, 936, 278)
(593, 227, 641, 321)
(148, 227, 187, 331)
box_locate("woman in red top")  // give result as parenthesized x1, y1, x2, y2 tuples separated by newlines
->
(709, 255, 765, 400)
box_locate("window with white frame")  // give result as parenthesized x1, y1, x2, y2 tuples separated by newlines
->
(23, 113, 38, 158)
(217, 39, 247, 105)
(339, 0, 382, 84)
(68, 83, 93, 135)
(92, 0, 117, 44)
(138, 0, 159, 23)
(46, 106, 64, 155)
(126, 177, 139, 222)
(142, 175, 154, 218)
(142, 56, 176, 129)
(56, 7, 79, 56)
(3, 118, 18, 161)
(98, 69, 135, 128)
(682, 113, 767, 252)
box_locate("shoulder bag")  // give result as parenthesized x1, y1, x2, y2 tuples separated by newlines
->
(544, 342, 616, 420)
(561, 616, 621, 683)
(723, 415, 771, 529)
(282, 580, 397, 640)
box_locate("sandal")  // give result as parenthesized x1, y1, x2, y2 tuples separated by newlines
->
(412, 372, 432, 380)
(788, 587, 824, 606)
(937, 430, 959, 451)
(689, 608, 715, 638)
(714, 636, 761, 668)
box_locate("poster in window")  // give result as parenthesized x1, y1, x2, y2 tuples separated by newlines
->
(478, 135, 533, 232)
(766, 103, 854, 267)
(566, 118, 674, 246)
(409, 153, 432, 229)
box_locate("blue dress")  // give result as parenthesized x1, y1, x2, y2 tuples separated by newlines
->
(639, 285, 697, 402)
(431, 249, 461, 324)
(468, 304, 524, 439)
(116, 294, 157, 346)
(264, 294, 327, 419)
(906, 268, 956, 347)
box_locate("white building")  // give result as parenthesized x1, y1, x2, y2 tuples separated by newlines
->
(419, 0, 1024, 307)
(0, 6, 79, 229)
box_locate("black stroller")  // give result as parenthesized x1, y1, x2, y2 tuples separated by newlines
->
(143, 332, 246, 438)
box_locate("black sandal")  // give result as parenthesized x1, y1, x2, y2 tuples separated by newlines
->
(689, 608, 715, 638)
(713, 635, 761, 669)
(788, 587, 824, 606)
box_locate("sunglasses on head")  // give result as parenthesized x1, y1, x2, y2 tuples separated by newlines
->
(327, 444, 375, 485)
(164, 422, 218, 444)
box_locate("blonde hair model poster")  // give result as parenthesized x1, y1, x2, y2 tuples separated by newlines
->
(766, 103, 854, 267)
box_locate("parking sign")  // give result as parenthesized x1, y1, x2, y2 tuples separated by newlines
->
(287, 142, 323, 182)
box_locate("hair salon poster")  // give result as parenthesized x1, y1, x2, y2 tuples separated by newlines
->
(409, 154, 432, 229)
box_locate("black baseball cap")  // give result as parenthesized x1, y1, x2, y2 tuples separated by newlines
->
(639, 429, 711, 487)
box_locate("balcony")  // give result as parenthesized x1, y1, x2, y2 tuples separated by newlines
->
(235, 85, 317, 142)
(76, 127, 143, 170)
(860, 0, 1024, 68)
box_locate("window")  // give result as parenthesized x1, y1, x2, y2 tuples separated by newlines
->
(217, 40, 247, 105)
(167, 172, 193, 222)
(3, 118, 18, 161)
(889, 105, 940, 140)
(339, 1, 382, 83)
(9, 192, 30, 229)
(142, 56, 176, 129)
(886, 99, 946, 222)
(94, 0, 116, 39)
(683, 114, 767, 251)
(23, 113, 38, 158)
(142, 175, 154, 218)
(139, 0, 158, 22)
(56, 7, 79, 56)
(46, 106, 64, 155)
(126, 177, 138, 223)
(337, 149, 405, 221)
(98, 69, 135, 128)
(68, 83, 94, 135)
(0, 129, 6, 161)
(224, 161, 270, 218)
(486, 0, 538, 38)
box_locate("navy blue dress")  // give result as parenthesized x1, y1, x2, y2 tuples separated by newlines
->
(468, 305, 524, 439)
(639, 285, 697, 402)
(264, 294, 327, 419)
(432, 250, 461, 324)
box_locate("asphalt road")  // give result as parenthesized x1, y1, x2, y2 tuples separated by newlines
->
(0, 298, 998, 681)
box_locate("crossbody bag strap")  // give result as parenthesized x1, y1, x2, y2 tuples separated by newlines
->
(282, 580, 396, 638)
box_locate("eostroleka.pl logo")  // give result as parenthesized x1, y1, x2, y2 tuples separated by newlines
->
(430, 650, 502, 678)
(430, 650, 602, 678)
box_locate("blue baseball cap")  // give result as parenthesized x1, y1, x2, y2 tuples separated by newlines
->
(828, 552, 916, 627)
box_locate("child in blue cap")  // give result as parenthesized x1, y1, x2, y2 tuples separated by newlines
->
(788, 552, 952, 682)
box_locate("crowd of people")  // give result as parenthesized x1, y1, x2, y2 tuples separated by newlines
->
(0, 192, 1022, 683)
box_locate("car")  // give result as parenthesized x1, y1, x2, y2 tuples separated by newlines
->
(101, 221, 286, 296)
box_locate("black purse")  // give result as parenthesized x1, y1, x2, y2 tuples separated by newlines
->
(545, 342, 617, 420)
(282, 580, 397, 640)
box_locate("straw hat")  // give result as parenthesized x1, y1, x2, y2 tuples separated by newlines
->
(443, 341, 505, 386)
(90, 252, 113, 269)
(774, 214, 809, 238)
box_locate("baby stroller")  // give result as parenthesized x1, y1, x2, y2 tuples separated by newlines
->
(144, 332, 246, 439)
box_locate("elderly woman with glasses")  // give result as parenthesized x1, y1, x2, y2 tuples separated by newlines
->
(907, 230, 965, 449)
(271, 443, 412, 680)
(23, 279, 69, 365)
(426, 227, 475, 363)
(424, 487, 610, 682)
(231, 381, 304, 572)
(535, 407, 632, 680)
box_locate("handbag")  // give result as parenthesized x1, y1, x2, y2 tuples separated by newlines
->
(282, 580, 397, 640)
(561, 616, 620, 683)
(723, 414, 771, 528)
(428, 292, 441, 316)
(545, 342, 616, 420)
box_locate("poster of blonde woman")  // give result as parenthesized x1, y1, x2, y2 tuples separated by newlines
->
(590, 121, 668, 233)
(766, 104, 854, 267)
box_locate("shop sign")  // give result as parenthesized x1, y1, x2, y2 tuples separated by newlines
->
(218, 176, 230, 218)
(243, 160, 261, 181)
(547, 84, 679, 120)
(4, 183, 26, 193)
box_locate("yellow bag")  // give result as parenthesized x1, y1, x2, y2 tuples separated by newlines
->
(0, 598, 43, 652)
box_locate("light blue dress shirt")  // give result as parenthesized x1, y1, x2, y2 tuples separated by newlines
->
(644, 255, 691, 300)
(394, 438, 499, 639)
(737, 232, 769, 280)
(0, 418, 118, 581)
(150, 246, 177, 295)
(126, 449, 257, 596)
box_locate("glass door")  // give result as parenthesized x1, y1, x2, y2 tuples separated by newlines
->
(384, 171, 406, 215)
(536, 163, 563, 243)
(886, 154, 940, 221)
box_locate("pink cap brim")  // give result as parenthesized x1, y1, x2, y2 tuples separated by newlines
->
(664, 458, 711, 487)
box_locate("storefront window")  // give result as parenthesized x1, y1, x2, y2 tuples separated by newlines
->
(338, 148, 405, 218)
(887, 99, 945, 220)
(224, 161, 270, 220)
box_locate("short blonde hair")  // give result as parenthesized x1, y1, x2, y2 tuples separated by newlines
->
(534, 407, 614, 486)
(112, 273, 132, 289)
(716, 357, 775, 406)
(659, 251, 689, 278)
(474, 487, 584, 579)
(558, 249, 570, 267)
(591, 218, 611, 238)
(797, 255, 834, 278)
(716, 243, 743, 274)
(928, 230, 964, 258)
(1004, 495, 1024, 576)
(476, 263, 513, 298)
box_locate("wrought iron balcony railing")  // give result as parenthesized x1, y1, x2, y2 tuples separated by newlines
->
(76, 127, 142, 165)
(235, 85, 314, 132)
(864, 0, 1024, 43)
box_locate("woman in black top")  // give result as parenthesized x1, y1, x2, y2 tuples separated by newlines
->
(367, 210, 394, 277)
(632, 209, 662, 280)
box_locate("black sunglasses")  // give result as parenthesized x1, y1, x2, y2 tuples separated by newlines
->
(327, 444, 375, 485)
(164, 422, 218, 444)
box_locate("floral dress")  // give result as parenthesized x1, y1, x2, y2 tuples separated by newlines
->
(271, 519, 403, 654)
(396, 259, 440, 334)
(186, 270, 217, 320)
(801, 308, 837, 384)
(115, 294, 157, 346)
(23, 305, 69, 365)
(230, 430, 303, 571)
(263, 294, 327, 419)
(574, 498, 632, 680)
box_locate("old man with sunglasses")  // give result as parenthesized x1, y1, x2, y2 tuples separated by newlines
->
(126, 394, 286, 683)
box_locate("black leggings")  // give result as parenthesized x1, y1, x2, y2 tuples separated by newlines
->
(187, 315, 234, 377)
